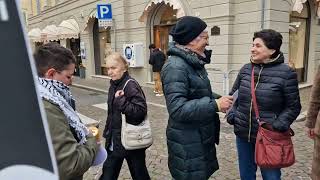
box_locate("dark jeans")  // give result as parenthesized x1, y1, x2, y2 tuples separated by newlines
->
(99, 149, 150, 180)
(236, 136, 281, 180)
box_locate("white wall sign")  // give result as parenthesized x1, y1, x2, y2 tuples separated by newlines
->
(80, 41, 86, 60)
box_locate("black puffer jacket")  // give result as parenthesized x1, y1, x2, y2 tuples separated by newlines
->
(149, 48, 166, 72)
(103, 72, 147, 156)
(161, 42, 221, 180)
(227, 53, 301, 142)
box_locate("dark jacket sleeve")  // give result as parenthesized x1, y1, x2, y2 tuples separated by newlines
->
(212, 92, 222, 99)
(114, 81, 147, 125)
(161, 62, 219, 123)
(272, 69, 301, 132)
(306, 67, 320, 128)
(43, 100, 98, 179)
(149, 54, 154, 65)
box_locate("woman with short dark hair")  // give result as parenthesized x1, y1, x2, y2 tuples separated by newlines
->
(227, 29, 301, 179)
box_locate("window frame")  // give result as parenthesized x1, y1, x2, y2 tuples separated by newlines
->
(289, 1, 311, 83)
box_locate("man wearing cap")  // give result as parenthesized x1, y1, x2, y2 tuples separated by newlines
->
(161, 16, 233, 179)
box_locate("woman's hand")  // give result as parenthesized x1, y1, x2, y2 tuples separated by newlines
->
(115, 90, 124, 97)
(306, 128, 315, 139)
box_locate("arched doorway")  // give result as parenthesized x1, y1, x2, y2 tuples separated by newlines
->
(139, 0, 188, 81)
(152, 3, 178, 54)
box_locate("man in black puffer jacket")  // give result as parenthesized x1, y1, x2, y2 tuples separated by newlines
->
(161, 16, 233, 180)
(226, 29, 301, 180)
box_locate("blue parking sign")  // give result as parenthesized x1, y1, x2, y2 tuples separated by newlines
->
(97, 4, 112, 20)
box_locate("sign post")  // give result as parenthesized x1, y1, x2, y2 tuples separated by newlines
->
(97, 4, 113, 28)
(0, 0, 59, 179)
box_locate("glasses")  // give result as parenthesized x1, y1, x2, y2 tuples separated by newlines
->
(197, 35, 209, 41)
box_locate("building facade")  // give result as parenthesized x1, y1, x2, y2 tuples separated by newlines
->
(25, 0, 320, 108)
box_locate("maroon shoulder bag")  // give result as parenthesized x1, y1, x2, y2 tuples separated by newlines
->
(251, 65, 295, 168)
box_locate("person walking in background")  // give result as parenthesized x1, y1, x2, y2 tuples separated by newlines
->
(148, 44, 166, 96)
(161, 16, 233, 179)
(306, 66, 320, 180)
(226, 29, 301, 180)
(99, 52, 150, 180)
(34, 42, 99, 180)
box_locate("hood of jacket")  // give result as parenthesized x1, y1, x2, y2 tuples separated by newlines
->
(167, 42, 211, 69)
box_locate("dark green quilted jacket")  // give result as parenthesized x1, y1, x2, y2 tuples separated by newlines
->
(161, 43, 221, 180)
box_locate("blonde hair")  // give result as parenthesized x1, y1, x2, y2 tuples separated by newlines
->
(105, 52, 129, 71)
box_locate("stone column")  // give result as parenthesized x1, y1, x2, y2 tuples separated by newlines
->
(80, 31, 95, 79)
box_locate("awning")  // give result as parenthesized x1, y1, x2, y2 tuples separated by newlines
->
(139, 0, 185, 22)
(41, 25, 60, 41)
(58, 19, 80, 39)
(292, 0, 320, 17)
(28, 28, 41, 42)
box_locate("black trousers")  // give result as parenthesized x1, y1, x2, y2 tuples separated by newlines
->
(99, 149, 150, 180)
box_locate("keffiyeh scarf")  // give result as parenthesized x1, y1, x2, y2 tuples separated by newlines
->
(37, 77, 88, 144)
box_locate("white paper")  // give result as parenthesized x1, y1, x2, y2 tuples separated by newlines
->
(92, 145, 108, 166)
(226, 90, 238, 114)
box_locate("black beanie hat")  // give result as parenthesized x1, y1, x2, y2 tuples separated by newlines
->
(170, 16, 207, 45)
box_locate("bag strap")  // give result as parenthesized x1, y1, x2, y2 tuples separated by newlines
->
(122, 79, 134, 91)
(122, 79, 146, 100)
(251, 64, 261, 122)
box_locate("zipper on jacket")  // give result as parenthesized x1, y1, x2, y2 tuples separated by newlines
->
(248, 65, 263, 142)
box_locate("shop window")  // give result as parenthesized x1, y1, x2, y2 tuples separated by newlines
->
(99, 28, 112, 76)
(289, 2, 310, 83)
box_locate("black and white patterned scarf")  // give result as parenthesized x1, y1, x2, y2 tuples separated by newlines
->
(37, 77, 88, 144)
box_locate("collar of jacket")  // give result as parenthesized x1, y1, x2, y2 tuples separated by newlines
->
(110, 71, 130, 86)
(167, 42, 210, 69)
(250, 52, 284, 66)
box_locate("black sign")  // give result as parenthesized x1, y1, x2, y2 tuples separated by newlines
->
(211, 26, 221, 36)
(0, 0, 58, 179)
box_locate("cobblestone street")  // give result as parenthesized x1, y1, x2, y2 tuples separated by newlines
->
(70, 84, 314, 180)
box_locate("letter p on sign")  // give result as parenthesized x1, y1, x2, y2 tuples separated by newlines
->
(100, 6, 109, 16)
(97, 4, 112, 20)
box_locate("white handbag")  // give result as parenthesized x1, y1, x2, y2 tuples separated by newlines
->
(120, 79, 153, 150)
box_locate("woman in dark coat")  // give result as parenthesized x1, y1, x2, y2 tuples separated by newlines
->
(99, 52, 150, 180)
(227, 29, 301, 180)
(306, 66, 320, 180)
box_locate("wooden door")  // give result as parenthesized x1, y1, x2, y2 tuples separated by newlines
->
(153, 25, 173, 55)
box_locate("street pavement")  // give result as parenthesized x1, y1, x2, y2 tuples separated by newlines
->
(70, 77, 313, 180)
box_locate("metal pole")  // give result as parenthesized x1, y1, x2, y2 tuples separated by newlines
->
(226, 69, 240, 95)
(113, 19, 116, 51)
(261, 0, 265, 29)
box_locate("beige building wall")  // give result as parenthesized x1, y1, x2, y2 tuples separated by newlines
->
(26, 0, 319, 99)
(20, 0, 33, 26)
(31, 0, 38, 16)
